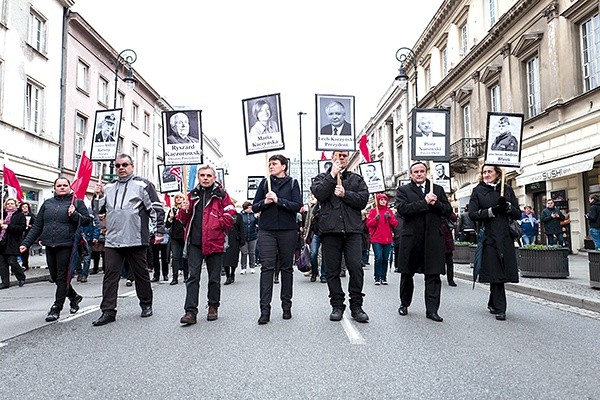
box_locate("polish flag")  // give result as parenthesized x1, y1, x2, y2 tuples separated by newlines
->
(164, 193, 171, 207)
(169, 165, 182, 182)
(71, 151, 93, 199)
(2, 165, 24, 201)
(320, 151, 327, 160)
(358, 135, 373, 162)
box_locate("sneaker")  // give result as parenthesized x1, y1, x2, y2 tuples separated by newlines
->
(381, 279, 388, 285)
(126, 280, 133, 287)
(69, 295, 83, 314)
(250, 267, 256, 274)
(240, 269, 247, 275)
(374, 280, 381, 286)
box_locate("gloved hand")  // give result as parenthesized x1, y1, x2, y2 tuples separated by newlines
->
(504, 202, 512, 214)
(497, 196, 507, 209)
(384, 212, 391, 219)
(491, 205, 502, 216)
(376, 214, 380, 220)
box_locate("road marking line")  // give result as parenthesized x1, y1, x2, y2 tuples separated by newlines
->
(0, 342, 7, 348)
(340, 315, 366, 344)
(58, 305, 99, 323)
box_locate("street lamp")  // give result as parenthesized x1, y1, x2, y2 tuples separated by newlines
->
(395, 47, 418, 108)
(298, 111, 306, 202)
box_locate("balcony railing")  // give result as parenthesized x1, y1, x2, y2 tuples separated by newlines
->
(450, 138, 485, 173)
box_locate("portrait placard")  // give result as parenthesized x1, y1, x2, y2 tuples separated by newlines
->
(432, 162, 451, 193)
(315, 94, 356, 151)
(247, 176, 264, 200)
(90, 109, 122, 161)
(162, 110, 203, 166)
(484, 112, 524, 168)
(318, 160, 333, 174)
(359, 161, 385, 194)
(157, 164, 181, 193)
(216, 168, 225, 187)
(411, 109, 450, 161)
(399, 179, 411, 187)
(242, 93, 284, 155)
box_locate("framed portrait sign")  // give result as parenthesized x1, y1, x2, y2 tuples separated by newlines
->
(318, 159, 333, 174)
(157, 164, 181, 193)
(411, 109, 451, 161)
(399, 179, 411, 187)
(432, 162, 451, 193)
(242, 93, 284, 155)
(359, 161, 385, 194)
(216, 168, 225, 187)
(247, 176, 264, 200)
(315, 94, 356, 151)
(484, 112, 524, 168)
(162, 110, 203, 166)
(90, 109, 122, 161)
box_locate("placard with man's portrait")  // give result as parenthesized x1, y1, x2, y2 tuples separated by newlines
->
(484, 112, 524, 168)
(315, 94, 356, 151)
(359, 161, 385, 194)
(247, 176, 264, 200)
(411, 109, 450, 161)
(318, 160, 333, 174)
(242, 93, 285, 155)
(432, 162, 451, 193)
(157, 164, 181, 193)
(90, 109, 122, 161)
(162, 110, 203, 166)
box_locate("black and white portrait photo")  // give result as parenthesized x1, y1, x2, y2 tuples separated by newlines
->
(485, 112, 523, 168)
(162, 110, 203, 166)
(316, 94, 356, 151)
(433, 162, 451, 193)
(247, 176, 264, 200)
(411, 109, 450, 161)
(359, 161, 385, 194)
(158, 164, 181, 193)
(90, 109, 122, 161)
(242, 93, 285, 155)
(318, 159, 333, 174)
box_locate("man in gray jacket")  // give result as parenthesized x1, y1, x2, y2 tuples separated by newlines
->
(91, 154, 165, 326)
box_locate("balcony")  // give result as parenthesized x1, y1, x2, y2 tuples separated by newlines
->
(450, 138, 485, 173)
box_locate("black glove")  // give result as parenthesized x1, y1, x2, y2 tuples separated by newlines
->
(375, 214, 380, 220)
(497, 196, 507, 209)
(504, 202, 512, 214)
(491, 205, 502, 216)
(384, 212, 391, 219)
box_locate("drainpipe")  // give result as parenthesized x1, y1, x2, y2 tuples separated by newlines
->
(57, 8, 70, 175)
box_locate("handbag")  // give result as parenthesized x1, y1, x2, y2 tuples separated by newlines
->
(295, 243, 312, 273)
(509, 219, 522, 240)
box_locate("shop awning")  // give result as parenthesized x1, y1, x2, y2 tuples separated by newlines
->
(454, 182, 479, 199)
(515, 149, 600, 186)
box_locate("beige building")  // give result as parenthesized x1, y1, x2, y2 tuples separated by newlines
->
(359, 0, 600, 252)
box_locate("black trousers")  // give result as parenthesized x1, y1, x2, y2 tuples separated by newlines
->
(184, 244, 223, 314)
(321, 232, 364, 311)
(257, 230, 297, 315)
(152, 243, 169, 279)
(101, 246, 152, 315)
(399, 273, 441, 314)
(445, 253, 454, 283)
(488, 282, 507, 313)
(0, 253, 26, 286)
(45, 246, 78, 310)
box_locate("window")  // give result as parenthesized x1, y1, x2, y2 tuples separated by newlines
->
(526, 55, 542, 118)
(490, 84, 501, 112)
(98, 77, 109, 105)
(131, 143, 139, 170)
(28, 8, 47, 53)
(142, 150, 149, 178)
(487, 0, 497, 27)
(143, 112, 150, 133)
(462, 103, 471, 138)
(460, 24, 468, 56)
(157, 123, 163, 148)
(425, 66, 432, 90)
(581, 13, 600, 91)
(117, 91, 124, 110)
(131, 102, 139, 126)
(441, 47, 448, 77)
(117, 137, 124, 154)
(77, 60, 89, 92)
(25, 80, 43, 133)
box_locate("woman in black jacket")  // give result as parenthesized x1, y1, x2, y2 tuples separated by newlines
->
(0, 198, 27, 289)
(468, 165, 521, 321)
(252, 154, 302, 324)
(20, 178, 91, 322)
(166, 193, 188, 285)
(18, 202, 36, 271)
(223, 210, 245, 285)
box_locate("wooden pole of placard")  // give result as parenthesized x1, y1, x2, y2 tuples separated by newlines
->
(500, 167, 505, 197)
(183, 165, 188, 194)
(429, 161, 434, 194)
(265, 153, 271, 192)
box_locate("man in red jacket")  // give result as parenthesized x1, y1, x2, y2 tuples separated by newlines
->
(177, 165, 236, 325)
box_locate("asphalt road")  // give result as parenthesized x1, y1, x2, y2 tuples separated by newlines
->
(1, 268, 599, 399)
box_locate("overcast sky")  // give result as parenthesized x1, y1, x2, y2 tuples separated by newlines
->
(72, 0, 443, 197)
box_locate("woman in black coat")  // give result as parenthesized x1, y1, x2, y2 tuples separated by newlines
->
(19, 202, 36, 271)
(223, 211, 245, 285)
(468, 165, 521, 321)
(0, 198, 27, 289)
(20, 178, 91, 322)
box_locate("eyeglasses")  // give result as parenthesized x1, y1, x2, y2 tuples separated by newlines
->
(115, 163, 130, 168)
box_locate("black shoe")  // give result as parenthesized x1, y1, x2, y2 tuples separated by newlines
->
(329, 308, 344, 321)
(310, 275, 317, 282)
(92, 313, 116, 326)
(258, 314, 270, 325)
(340, 271, 346, 277)
(274, 277, 279, 284)
(170, 279, 178, 285)
(69, 295, 83, 314)
(18, 280, 25, 287)
(426, 312, 443, 322)
(90, 270, 98, 275)
(495, 313, 506, 321)
(398, 306, 408, 316)
(163, 276, 169, 281)
(141, 306, 153, 318)
(224, 277, 232, 285)
(487, 306, 501, 315)
(320, 277, 327, 283)
(351, 308, 369, 323)
(45, 305, 60, 322)
(150, 277, 159, 282)
(283, 310, 292, 320)
(0, 284, 9, 290)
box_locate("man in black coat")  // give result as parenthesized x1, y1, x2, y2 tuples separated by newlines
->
(396, 161, 452, 322)
(310, 150, 369, 323)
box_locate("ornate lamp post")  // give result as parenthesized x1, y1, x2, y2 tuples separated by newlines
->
(395, 47, 418, 108)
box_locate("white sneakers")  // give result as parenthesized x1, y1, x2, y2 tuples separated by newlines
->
(240, 269, 247, 275)
(250, 267, 256, 274)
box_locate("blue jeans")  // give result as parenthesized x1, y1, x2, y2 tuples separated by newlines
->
(547, 233, 564, 246)
(361, 248, 370, 266)
(521, 235, 535, 245)
(310, 234, 327, 278)
(240, 239, 257, 269)
(590, 227, 600, 250)
(371, 242, 392, 281)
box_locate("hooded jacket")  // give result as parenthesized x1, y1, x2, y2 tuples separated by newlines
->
(366, 193, 398, 245)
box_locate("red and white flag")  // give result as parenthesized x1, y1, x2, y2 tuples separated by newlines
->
(169, 165, 182, 182)
(359, 135, 373, 163)
(320, 151, 327, 161)
(71, 151, 93, 200)
(2, 165, 24, 201)
(164, 193, 171, 207)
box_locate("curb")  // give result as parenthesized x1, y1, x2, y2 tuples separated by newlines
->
(455, 270, 600, 313)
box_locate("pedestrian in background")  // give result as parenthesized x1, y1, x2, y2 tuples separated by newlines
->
(1, 198, 27, 289)
(457, 204, 476, 243)
(20, 178, 91, 321)
(166, 193, 188, 285)
(223, 209, 245, 285)
(239, 201, 258, 275)
(441, 211, 458, 287)
(519, 205, 539, 245)
(252, 154, 302, 324)
(306, 198, 327, 283)
(90, 213, 106, 274)
(587, 194, 600, 250)
(468, 165, 521, 321)
(366, 193, 398, 285)
(541, 199, 565, 246)
(78, 209, 100, 283)
(18, 202, 36, 271)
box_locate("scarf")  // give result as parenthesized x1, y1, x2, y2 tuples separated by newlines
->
(0, 209, 15, 242)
